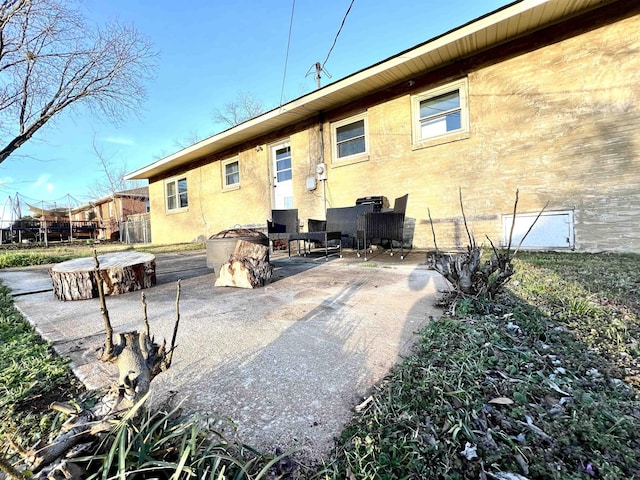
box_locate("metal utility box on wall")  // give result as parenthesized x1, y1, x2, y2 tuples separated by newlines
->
(502, 210, 574, 250)
(306, 176, 317, 191)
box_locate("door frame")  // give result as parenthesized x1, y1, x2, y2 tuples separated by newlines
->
(269, 139, 293, 210)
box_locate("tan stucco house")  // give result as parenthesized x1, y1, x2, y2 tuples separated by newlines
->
(126, 0, 640, 253)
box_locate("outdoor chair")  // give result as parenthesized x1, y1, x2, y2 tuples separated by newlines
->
(288, 208, 344, 260)
(356, 194, 409, 260)
(267, 209, 299, 253)
(322, 204, 374, 248)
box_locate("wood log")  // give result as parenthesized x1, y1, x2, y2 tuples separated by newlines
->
(49, 252, 156, 301)
(215, 239, 272, 288)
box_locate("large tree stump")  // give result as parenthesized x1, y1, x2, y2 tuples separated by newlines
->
(50, 252, 156, 301)
(214, 239, 272, 288)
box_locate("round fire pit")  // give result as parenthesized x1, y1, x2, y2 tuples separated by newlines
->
(206, 228, 269, 272)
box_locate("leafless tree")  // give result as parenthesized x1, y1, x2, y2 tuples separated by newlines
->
(90, 135, 144, 199)
(212, 90, 266, 128)
(0, 0, 157, 165)
(172, 128, 205, 149)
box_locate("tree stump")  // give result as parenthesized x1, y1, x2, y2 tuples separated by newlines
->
(214, 239, 272, 288)
(49, 252, 156, 301)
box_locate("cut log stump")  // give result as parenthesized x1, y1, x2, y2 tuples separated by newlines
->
(214, 239, 272, 288)
(50, 252, 156, 301)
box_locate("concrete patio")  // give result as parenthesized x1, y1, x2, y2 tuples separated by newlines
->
(0, 248, 447, 462)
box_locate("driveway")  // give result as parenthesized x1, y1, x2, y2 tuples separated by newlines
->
(0, 249, 447, 462)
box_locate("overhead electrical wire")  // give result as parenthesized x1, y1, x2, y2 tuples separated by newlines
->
(322, 0, 356, 70)
(279, 0, 296, 107)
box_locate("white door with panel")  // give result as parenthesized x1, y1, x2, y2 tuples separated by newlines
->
(271, 141, 293, 209)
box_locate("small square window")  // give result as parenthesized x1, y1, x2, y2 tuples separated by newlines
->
(222, 158, 240, 189)
(166, 176, 188, 211)
(412, 79, 469, 145)
(331, 113, 368, 162)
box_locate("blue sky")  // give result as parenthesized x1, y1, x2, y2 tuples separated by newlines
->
(0, 0, 510, 212)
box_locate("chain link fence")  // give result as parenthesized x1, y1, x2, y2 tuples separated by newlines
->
(120, 215, 151, 244)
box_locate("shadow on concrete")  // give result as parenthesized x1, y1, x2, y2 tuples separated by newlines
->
(0, 249, 448, 464)
(149, 255, 445, 461)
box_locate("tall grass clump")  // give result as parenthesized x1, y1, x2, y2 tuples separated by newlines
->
(72, 397, 292, 479)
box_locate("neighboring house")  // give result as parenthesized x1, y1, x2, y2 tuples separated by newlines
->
(126, 0, 640, 253)
(70, 187, 149, 241)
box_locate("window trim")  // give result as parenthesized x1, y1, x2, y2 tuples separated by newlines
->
(331, 112, 369, 165)
(165, 175, 188, 212)
(221, 157, 241, 191)
(411, 78, 469, 148)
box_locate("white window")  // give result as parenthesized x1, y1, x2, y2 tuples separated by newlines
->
(165, 176, 188, 211)
(412, 79, 469, 144)
(222, 158, 240, 190)
(331, 112, 368, 162)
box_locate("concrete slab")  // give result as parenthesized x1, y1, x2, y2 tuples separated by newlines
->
(0, 249, 447, 462)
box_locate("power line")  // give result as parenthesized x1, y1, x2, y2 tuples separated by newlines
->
(322, 0, 355, 69)
(309, 0, 355, 89)
(279, 0, 296, 107)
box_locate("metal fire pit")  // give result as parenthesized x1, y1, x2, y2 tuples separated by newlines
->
(206, 229, 269, 273)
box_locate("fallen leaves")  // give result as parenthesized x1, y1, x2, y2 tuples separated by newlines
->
(488, 397, 514, 405)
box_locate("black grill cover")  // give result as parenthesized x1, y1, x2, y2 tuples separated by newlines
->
(355, 195, 387, 212)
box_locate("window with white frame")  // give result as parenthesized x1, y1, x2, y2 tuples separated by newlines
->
(222, 158, 240, 189)
(165, 176, 188, 211)
(331, 112, 368, 162)
(412, 79, 469, 144)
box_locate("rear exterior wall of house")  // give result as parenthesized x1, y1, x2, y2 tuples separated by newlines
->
(149, 6, 640, 252)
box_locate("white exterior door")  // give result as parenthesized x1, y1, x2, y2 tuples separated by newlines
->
(271, 141, 293, 209)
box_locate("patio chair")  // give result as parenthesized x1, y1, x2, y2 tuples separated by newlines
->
(267, 209, 299, 252)
(288, 208, 344, 260)
(322, 204, 373, 248)
(356, 194, 409, 260)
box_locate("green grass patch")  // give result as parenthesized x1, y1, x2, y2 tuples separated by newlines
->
(0, 241, 205, 269)
(0, 283, 84, 450)
(322, 253, 640, 479)
(71, 396, 292, 479)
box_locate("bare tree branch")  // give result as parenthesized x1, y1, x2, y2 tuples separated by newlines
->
(0, 0, 157, 165)
(165, 279, 181, 368)
(506, 188, 519, 252)
(458, 187, 474, 249)
(212, 90, 265, 128)
(89, 134, 145, 198)
(94, 250, 114, 361)
(513, 200, 550, 256)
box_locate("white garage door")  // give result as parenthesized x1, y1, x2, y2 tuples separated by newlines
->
(502, 210, 574, 250)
